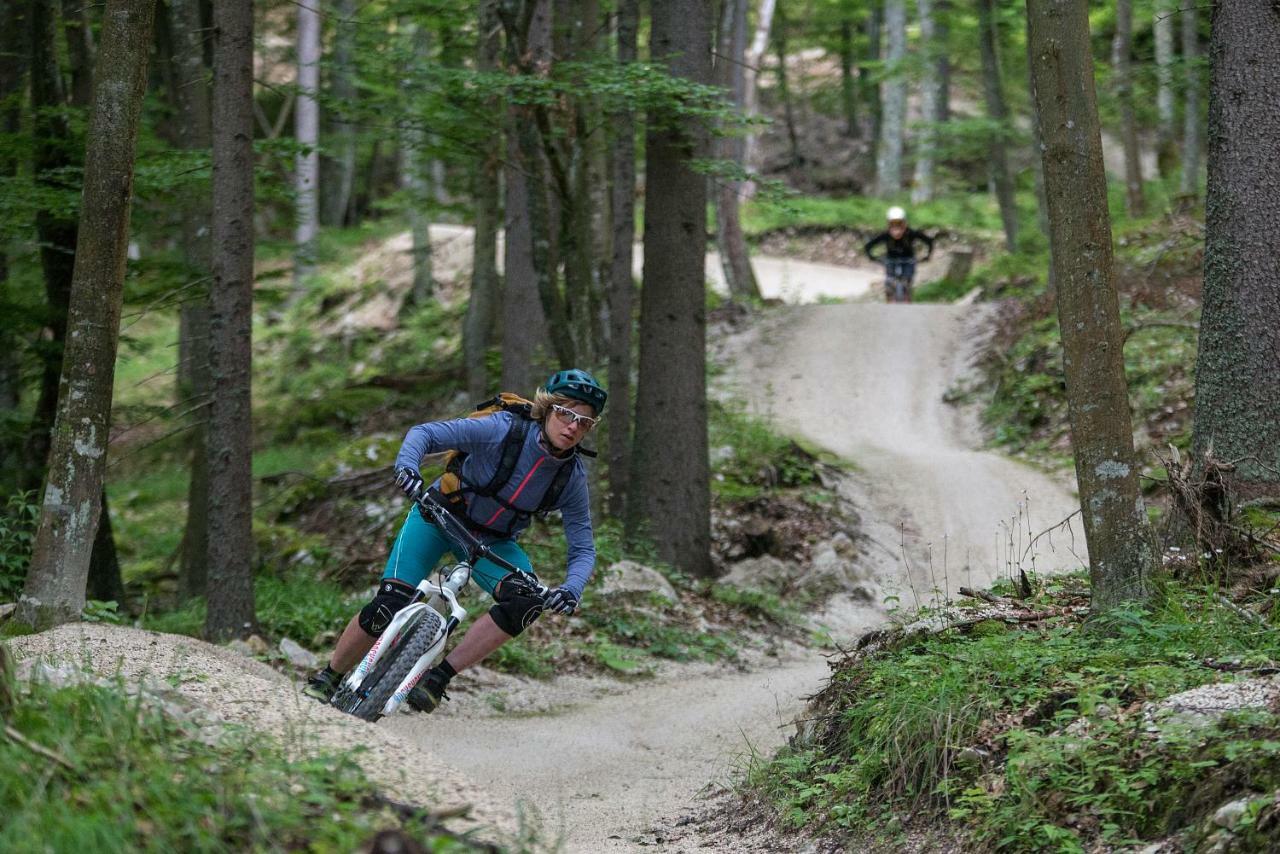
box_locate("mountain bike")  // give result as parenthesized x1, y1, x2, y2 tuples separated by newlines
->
(880, 257, 917, 303)
(329, 488, 547, 722)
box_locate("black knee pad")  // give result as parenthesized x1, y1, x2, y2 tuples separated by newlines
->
(358, 579, 417, 637)
(489, 576, 544, 637)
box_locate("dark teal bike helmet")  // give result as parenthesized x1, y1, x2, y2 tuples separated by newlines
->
(545, 368, 607, 414)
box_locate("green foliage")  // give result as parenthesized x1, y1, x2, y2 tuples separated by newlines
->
(709, 402, 822, 500)
(748, 581, 1280, 849)
(0, 491, 38, 602)
(0, 673, 477, 852)
(741, 193, 1006, 238)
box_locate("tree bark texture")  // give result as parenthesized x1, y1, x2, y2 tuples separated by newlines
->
(1180, 3, 1202, 197)
(500, 0, 556, 391)
(875, 0, 906, 197)
(19, 0, 155, 629)
(1152, 0, 1176, 178)
(605, 0, 638, 519)
(934, 0, 951, 121)
(715, 0, 759, 301)
(1111, 0, 1145, 217)
(1191, 0, 1280, 494)
(911, 0, 939, 204)
(206, 0, 257, 641)
(1026, 0, 1155, 613)
(739, 0, 776, 179)
(320, 0, 357, 227)
(292, 0, 320, 294)
(23, 0, 79, 495)
(977, 0, 1017, 251)
(464, 0, 502, 400)
(628, 0, 712, 577)
(169, 0, 213, 600)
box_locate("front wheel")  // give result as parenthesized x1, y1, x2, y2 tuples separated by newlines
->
(349, 609, 444, 721)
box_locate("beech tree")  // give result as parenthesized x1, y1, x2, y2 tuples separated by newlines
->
(911, 0, 940, 204)
(293, 0, 321, 295)
(19, 0, 155, 628)
(1111, 0, 1145, 217)
(1026, 0, 1156, 613)
(206, 0, 257, 641)
(1191, 0, 1280, 496)
(628, 0, 713, 577)
(714, 0, 760, 301)
(977, 0, 1017, 251)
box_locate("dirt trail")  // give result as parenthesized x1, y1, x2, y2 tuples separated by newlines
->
(726, 302, 1085, 603)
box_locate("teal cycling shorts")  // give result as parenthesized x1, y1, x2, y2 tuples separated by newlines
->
(382, 507, 535, 598)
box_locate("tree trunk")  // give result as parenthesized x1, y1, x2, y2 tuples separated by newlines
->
(977, 0, 1017, 251)
(838, 17, 857, 137)
(740, 0, 776, 179)
(1152, 0, 1177, 178)
(60, 0, 95, 109)
(934, 0, 951, 121)
(605, 0, 638, 519)
(627, 0, 712, 578)
(874, 0, 906, 197)
(715, 0, 759, 301)
(1191, 0, 1280, 496)
(169, 0, 213, 601)
(1027, 0, 1156, 614)
(1112, 0, 1145, 217)
(0, 2, 25, 481)
(292, 0, 320, 295)
(773, 2, 800, 168)
(206, 0, 257, 641)
(911, 0, 939, 204)
(22, 0, 79, 496)
(863, 3, 883, 163)
(86, 489, 124, 604)
(19, 0, 155, 630)
(402, 23, 434, 309)
(320, 0, 357, 227)
(500, 0, 554, 392)
(464, 0, 502, 401)
(1180, 3, 1202, 197)
(1025, 21, 1053, 294)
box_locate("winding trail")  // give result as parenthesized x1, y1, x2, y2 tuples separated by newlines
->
(390, 254, 1085, 851)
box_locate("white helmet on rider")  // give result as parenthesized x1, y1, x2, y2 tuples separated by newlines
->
(886, 206, 907, 224)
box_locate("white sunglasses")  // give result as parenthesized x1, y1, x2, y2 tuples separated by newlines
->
(550, 404, 600, 429)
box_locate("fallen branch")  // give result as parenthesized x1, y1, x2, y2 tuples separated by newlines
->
(958, 587, 1005, 604)
(2, 724, 77, 771)
(1215, 594, 1266, 626)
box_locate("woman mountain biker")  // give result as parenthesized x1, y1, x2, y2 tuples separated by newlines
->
(303, 369, 606, 713)
(863, 206, 935, 302)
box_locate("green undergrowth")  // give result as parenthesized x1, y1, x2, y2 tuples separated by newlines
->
(741, 192, 1008, 238)
(0, 668, 487, 852)
(748, 577, 1280, 851)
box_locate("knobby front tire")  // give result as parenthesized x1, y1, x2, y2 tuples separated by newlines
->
(349, 609, 444, 722)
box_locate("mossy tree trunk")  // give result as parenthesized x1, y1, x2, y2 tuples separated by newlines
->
(19, 0, 155, 629)
(1191, 0, 1280, 497)
(205, 0, 257, 641)
(628, 0, 712, 577)
(1026, 0, 1156, 614)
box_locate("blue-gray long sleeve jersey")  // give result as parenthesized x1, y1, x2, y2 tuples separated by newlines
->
(394, 412, 596, 597)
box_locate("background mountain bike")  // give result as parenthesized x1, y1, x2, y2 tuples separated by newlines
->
(329, 488, 547, 722)
(880, 257, 917, 303)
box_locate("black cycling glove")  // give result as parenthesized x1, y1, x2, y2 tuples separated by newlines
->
(544, 586, 579, 616)
(394, 467, 424, 500)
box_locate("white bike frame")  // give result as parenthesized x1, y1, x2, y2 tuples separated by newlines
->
(340, 561, 471, 718)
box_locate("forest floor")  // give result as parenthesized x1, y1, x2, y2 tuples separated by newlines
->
(10, 241, 1090, 852)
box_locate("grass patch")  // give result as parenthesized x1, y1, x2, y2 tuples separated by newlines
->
(747, 579, 1280, 851)
(0, 669, 483, 852)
